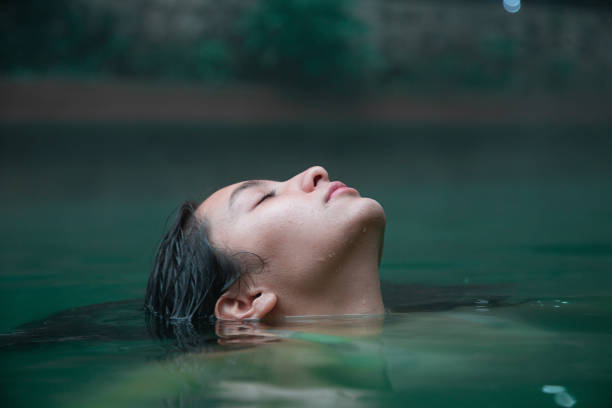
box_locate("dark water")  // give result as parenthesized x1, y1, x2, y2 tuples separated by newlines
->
(1, 123, 611, 407)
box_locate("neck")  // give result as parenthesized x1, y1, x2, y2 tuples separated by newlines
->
(327, 230, 385, 315)
(275, 225, 385, 317)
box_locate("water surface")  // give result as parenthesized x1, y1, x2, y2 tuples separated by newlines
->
(1, 123, 611, 407)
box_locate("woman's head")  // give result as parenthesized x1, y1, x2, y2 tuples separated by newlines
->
(145, 166, 385, 322)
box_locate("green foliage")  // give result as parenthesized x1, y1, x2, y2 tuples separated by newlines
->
(0, 0, 605, 92)
(0, 0, 234, 82)
(0, 0, 374, 87)
(239, 0, 376, 88)
(0, 0, 115, 75)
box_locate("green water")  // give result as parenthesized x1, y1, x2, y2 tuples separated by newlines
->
(1, 123, 611, 407)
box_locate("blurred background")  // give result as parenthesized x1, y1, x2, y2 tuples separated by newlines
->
(1, 0, 612, 332)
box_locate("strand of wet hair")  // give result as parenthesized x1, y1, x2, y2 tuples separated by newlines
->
(145, 202, 237, 322)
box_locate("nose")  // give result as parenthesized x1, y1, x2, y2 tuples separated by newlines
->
(286, 165, 329, 193)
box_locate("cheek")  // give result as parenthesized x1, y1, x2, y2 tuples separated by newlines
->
(232, 204, 333, 275)
(249, 204, 314, 253)
(244, 201, 371, 256)
(221, 204, 305, 255)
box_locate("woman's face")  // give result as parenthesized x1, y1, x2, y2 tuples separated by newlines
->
(195, 166, 386, 316)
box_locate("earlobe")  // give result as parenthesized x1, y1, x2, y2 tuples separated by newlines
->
(215, 291, 277, 320)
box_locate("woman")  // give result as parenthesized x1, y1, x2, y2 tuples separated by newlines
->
(145, 166, 386, 322)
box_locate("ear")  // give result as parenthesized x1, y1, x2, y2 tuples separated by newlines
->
(215, 290, 277, 321)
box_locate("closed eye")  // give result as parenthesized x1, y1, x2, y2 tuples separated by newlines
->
(255, 191, 276, 207)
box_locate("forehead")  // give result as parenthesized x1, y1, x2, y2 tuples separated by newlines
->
(195, 179, 273, 223)
(195, 181, 242, 221)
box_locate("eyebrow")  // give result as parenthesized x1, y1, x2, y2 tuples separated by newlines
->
(228, 180, 264, 209)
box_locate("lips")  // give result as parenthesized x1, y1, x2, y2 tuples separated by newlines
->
(325, 181, 357, 202)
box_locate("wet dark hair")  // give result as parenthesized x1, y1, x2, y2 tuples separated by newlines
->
(145, 201, 242, 322)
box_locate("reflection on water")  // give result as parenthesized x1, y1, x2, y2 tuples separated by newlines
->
(1, 282, 515, 350)
(2, 295, 611, 407)
(542, 385, 577, 408)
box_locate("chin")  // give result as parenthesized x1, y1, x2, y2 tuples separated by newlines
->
(364, 197, 386, 221)
(333, 197, 385, 266)
(353, 197, 386, 230)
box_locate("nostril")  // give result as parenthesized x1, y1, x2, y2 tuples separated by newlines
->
(313, 174, 322, 187)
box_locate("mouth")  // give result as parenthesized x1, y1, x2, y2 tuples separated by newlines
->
(325, 181, 358, 202)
